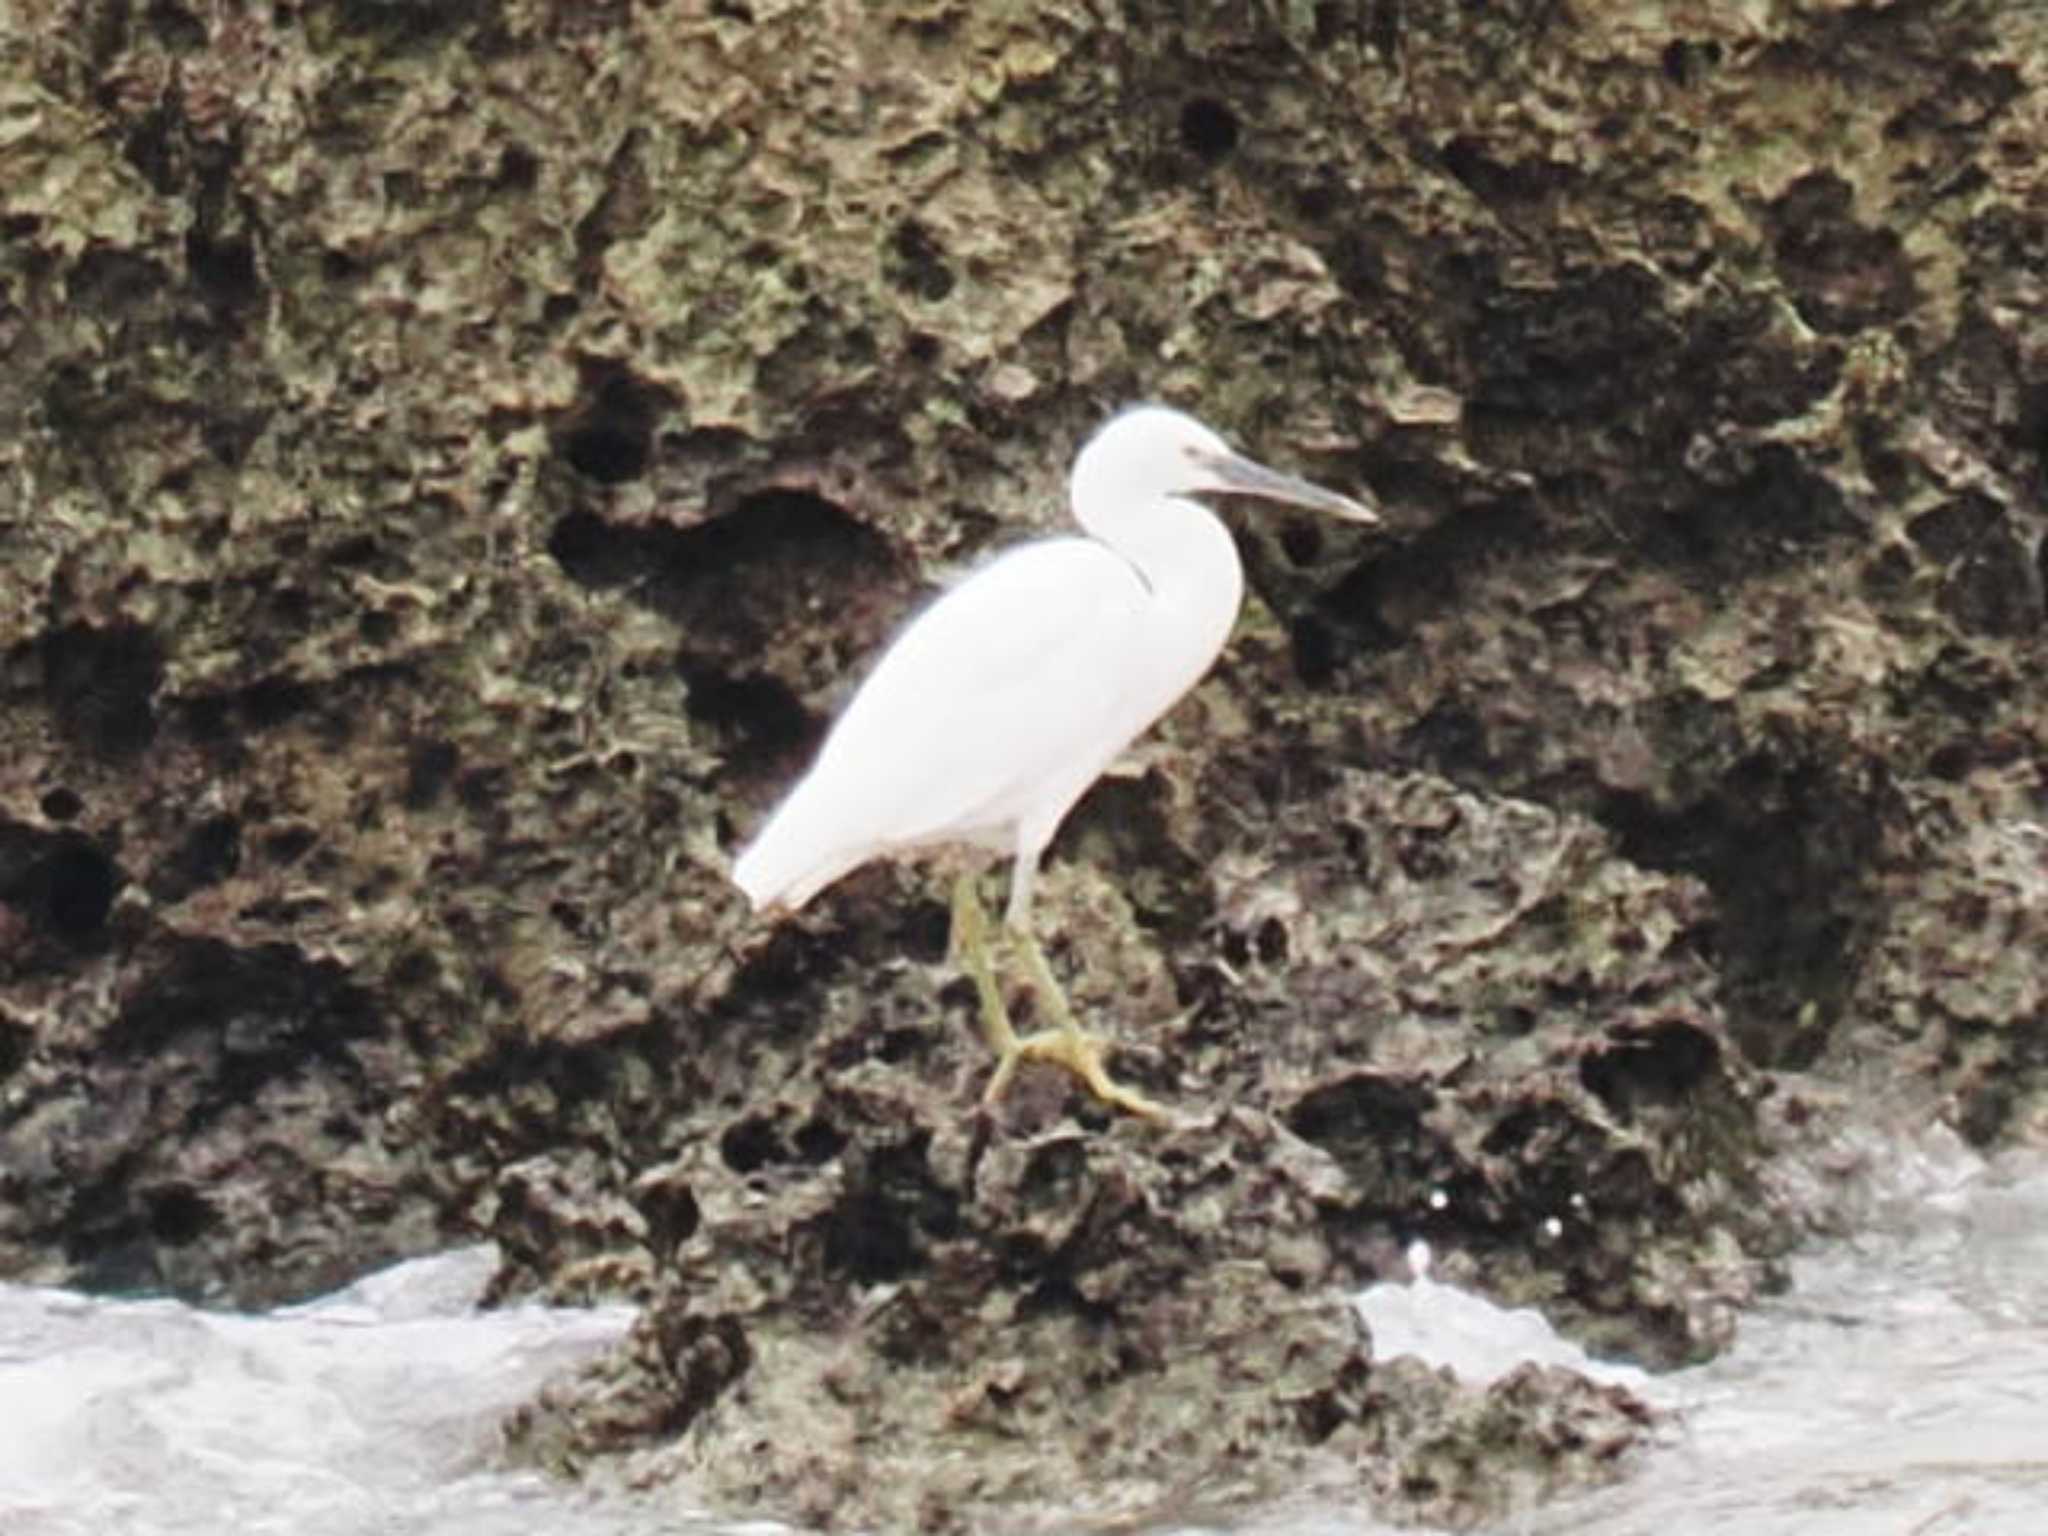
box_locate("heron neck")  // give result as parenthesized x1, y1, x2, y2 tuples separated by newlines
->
(1091, 494, 1245, 675)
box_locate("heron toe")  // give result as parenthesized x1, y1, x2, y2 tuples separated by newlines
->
(983, 1024, 1173, 1124)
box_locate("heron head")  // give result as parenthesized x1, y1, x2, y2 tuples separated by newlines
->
(1073, 404, 1378, 525)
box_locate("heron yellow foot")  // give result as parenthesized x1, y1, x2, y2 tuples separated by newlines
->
(983, 1024, 1172, 1123)
(950, 873, 1172, 1125)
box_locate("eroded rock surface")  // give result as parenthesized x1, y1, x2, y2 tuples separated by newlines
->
(4, 0, 2045, 1529)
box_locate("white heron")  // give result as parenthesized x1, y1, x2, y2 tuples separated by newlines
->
(731, 404, 1377, 1122)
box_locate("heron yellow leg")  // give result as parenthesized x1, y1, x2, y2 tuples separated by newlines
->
(1004, 928, 1172, 1124)
(952, 871, 1169, 1123)
(951, 873, 1023, 1098)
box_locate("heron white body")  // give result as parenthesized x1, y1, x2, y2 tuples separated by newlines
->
(731, 405, 1375, 927)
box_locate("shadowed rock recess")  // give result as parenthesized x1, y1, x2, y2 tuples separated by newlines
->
(2, 1, 2044, 1529)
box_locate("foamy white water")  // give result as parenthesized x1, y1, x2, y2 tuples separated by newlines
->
(4, 1130, 2042, 1536)
(0, 1246, 669, 1536)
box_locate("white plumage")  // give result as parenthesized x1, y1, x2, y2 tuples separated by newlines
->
(734, 404, 1373, 922)
(731, 404, 1375, 1120)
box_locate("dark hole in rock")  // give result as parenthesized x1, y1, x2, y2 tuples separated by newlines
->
(116, 110, 178, 193)
(1011, 1272, 1100, 1324)
(455, 766, 507, 812)
(563, 419, 649, 484)
(1468, 264, 1672, 423)
(1289, 1073, 1431, 1149)
(64, 1221, 162, 1294)
(793, 1117, 847, 1164)
(269, 586, 312, 628)
(1255, 915, 1289, 964)
(1399, 699, 1492, 777)
(106, 937, 381, 1092)
(639, 1181, 700, 1253)
(43, 622, 163, 759)
(1909, 493, 2042, 635)
(1295, 180, 1339, 221)
(1462, 138, 1577, 205)
(1907, 492, 2002, 560)
(1179, 96, 1240, 163)
(1279, 518, 1325, 566)
(1944, 536, 2041, 636)
(1477, 1105, 1578, 1179)
(559, 370, 668, 485)
(1287, 1073, 1438, 1192)
(187, 231, 261, 312)
(337, 0, 482, 44)
(330, 533, 381, 567)
(67, 247, 167, 313)
(40, 787, 83, 822)
(261, 826, 318, 866)
(869, 1290, 954, 1368)
(679, 662, 816, 778)
(1925, 738, 1975, 782)
(239, 674, 314, 730)
(1661, 38, 1720, 87)
(146, 1185, 219, 1245)
(1597, 761, 1879, 1069)
(553, 487, 896, 667)
(1017, 1136, 1089, 1210)
(1579, 1020, 1722, 1117)
(404, 739, 460, 809)
(1657, 446, 1855, 580)
(724, 920, 841, 1012)
(203, 412, 268, 467)
(151, 813, 242, 902)
(824, 1139, 955, 1283)
(899, 897, 950, 965)
(1494, 1005, 1538, 1037)
(652, 1312, 753, 1422)
(0, 1013, 30, 1081)
(887, 219, 955, 302)
(16, 837, 121, 940)
(876, 1026, 929, 1064)
(545, 509, 623, 586)
(1293, 1359, 1369, 1444)
(721, 1116, 784, 1174)
(1290, 612, 1339, 688)
(1311, 558, 1410, 658)
(824, 1188, 917, 1283)
(497, 142, 539, 191)
(144, 2, 208, 47)
(1860, 542, 1916, 603)
(388, 945, 440, 990)
(1765, 170, 1916, 334)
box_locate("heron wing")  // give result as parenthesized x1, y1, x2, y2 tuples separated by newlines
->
(733, 537, 1147, 909)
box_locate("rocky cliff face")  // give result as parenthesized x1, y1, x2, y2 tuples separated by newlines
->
(2, 0, 2042, 1528)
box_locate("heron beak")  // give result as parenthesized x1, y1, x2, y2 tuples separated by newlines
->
(1206, 451, 1379, 524)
